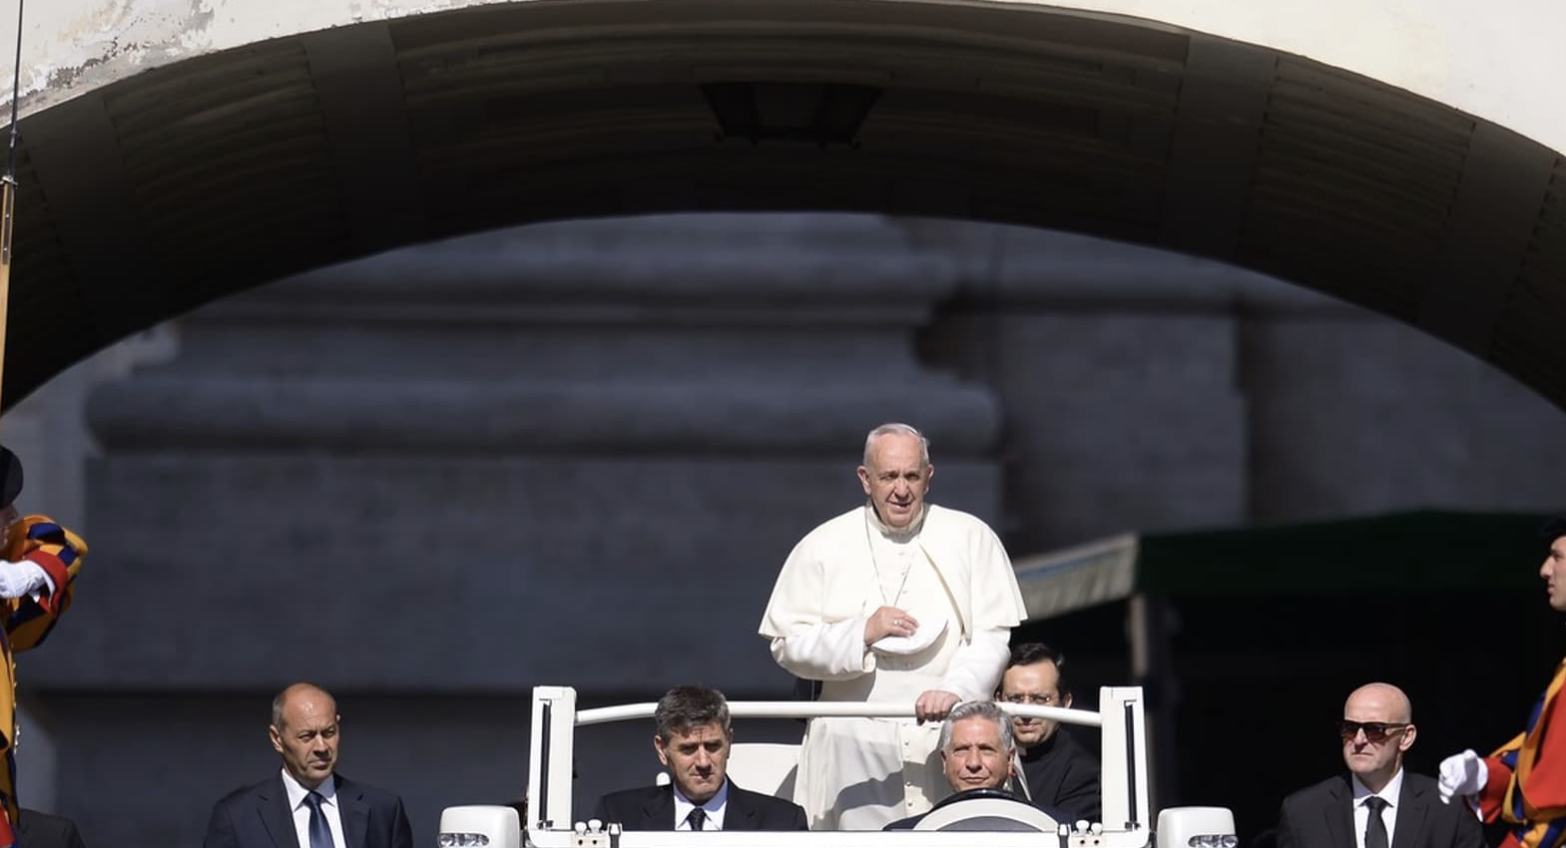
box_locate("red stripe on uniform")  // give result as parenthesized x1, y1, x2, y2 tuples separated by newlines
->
(22, 550, 71, 616)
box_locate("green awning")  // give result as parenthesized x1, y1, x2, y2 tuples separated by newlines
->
(1013, 510, 1552, 621)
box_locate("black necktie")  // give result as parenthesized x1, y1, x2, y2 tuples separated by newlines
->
(1364, 796, 1389, 848)
(687, 808, 706, 831)
(304, 791, 334, 848)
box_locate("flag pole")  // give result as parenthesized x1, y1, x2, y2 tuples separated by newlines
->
(0, 0, 25, 436)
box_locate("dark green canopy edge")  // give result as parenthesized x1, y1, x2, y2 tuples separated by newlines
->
(1136, 510, 1555, 596)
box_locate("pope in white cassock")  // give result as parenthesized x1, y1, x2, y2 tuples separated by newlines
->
(758, 423, 1027, 830)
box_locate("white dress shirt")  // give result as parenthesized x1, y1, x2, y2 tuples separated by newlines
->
(281, 769, 348, 848)
(1350, 768, 1404, 848)
(672, 780, 730, 831)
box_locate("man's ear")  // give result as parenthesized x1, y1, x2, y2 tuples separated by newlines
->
(654, 735, 670, 768)
(857, 465, 872, 496)
(269, 725, 284, 756)
(1399, 724, 1417, 753)
(1062, 693, 1073, 709)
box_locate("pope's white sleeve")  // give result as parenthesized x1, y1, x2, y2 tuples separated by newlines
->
(0, 558, 50, 600)
(769, 620, 876, 681)
(760, 529, 878, 681)
(938, 627, 1011, 701)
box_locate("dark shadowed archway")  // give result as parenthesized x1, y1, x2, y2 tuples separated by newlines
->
(5, 0, 1562, 409)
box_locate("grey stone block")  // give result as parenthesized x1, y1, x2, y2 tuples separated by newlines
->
(1000, 392, 1247, 550)
(39, 456, 999, 691)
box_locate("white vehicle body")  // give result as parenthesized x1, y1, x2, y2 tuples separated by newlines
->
(441, 685, 1234, 848)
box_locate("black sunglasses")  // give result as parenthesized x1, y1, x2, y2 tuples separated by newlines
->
(1339, 720, 1409, 743)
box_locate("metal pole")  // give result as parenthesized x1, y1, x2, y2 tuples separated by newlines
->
(0, 0, 27, 429)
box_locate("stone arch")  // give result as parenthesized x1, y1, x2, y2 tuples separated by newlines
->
(4, 0, 1561, 408)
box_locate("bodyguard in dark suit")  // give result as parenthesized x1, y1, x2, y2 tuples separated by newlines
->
(1276, 683, 1482, 848)
(202, 682, 414, 848)
(592, 686, 807, 831)
(595, 783, 808, 831)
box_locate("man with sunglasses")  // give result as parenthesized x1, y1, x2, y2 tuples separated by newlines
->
(1277, 683, 1482, 848)
(1437, 517, 1566, 848)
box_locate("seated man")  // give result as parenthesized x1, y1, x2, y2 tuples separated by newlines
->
(593, 686, 808, 831)
(884, 701, 1068, 830)
(998, 643, 1100, 823)
(1276, 682, 1482, 848)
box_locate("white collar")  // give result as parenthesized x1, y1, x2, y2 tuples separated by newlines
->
(1350, 766, 1404, 806)
(864, 502, 928, 541)
(281, 768, 338, 811)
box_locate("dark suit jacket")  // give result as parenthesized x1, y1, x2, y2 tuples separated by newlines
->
(1276, 772, 1483, 848)
(592, 782, 808, 831)
(16, 808, 86, 848)
(202, 773, 414, 848)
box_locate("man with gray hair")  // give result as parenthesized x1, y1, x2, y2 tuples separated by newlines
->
(883, 701, 1035, 830)
(759, 423, 1027, 829)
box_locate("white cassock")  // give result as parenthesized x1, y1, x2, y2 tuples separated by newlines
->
(758, 503, 1027, 830)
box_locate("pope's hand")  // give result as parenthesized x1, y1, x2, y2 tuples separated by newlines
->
(915, 690, 960, 724)
(864, 606, 918, 646)
(1437, 750, 1486, 804)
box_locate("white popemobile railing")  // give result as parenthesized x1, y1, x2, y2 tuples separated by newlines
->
(439, 685, 1236, 848)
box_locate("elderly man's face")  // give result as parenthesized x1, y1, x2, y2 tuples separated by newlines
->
(656, 721, 731, 804)
(1000, 661, 1071, 747)
(857, 433, 932, 529)
(942, 716, 1013, 792)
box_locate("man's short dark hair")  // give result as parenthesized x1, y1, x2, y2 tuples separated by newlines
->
(1002, 642, 1071, 699)
(1541, 515, 1566, 548)
(654, 685, 731, 742)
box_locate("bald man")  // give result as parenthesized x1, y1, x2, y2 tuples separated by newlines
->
(1276, 683, 1482, 848)
(202, 683, 413, 848)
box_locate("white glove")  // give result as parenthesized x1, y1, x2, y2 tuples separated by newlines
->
(0, 558, 49, 599)
(1438, 749, 1487, 804)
